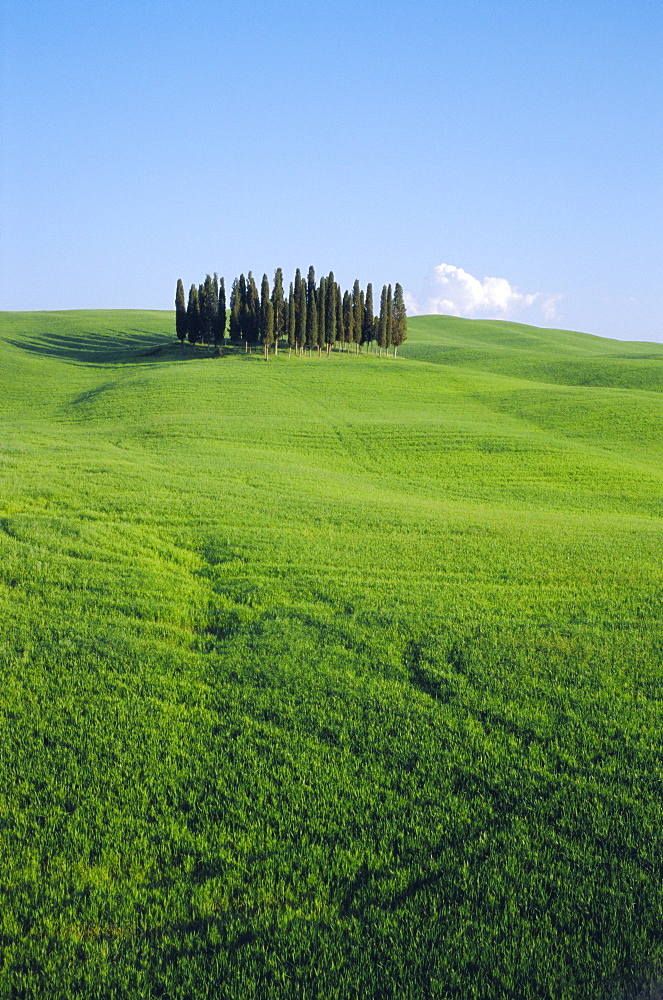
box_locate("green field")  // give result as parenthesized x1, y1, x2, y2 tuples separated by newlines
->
(1, 309, 662, 999)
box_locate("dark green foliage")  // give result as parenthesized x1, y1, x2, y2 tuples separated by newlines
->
(362, 282, 374, 350)
(287, 281, 296, 352)
(186, 283, 200, 345)
(391, 283, 407, 356)
(238, 273, 249, 347)
(176, 268, 403, 362)
(229, 277, 241, 342)
(386, 283, 393, 353)
(306, 266, 317, 353)
(335, 282, 343, 347)
(200, 274, 218, 345)
(271, 268, 285, 355)
(324, 273, 336, 352)
(342, 289, 352, 350)
(259, 273, 271, 346)
(295, 270, 306, 352)
(262, 299, 274, 359)
(175, 278, 187, 343)
(377, 284, 388, 354)
(247, 272, 260, 351)
(236, 272, 260, 352)
(352, 279, 362, 352)
(216, 276, 227, 348)
(317, 276, 327, 352)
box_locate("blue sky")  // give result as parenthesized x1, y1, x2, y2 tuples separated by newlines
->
(1, 0, 661, 341)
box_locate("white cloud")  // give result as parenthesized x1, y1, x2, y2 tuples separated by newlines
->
(541, 294, 562, 320)
(406, 263, 559, 322)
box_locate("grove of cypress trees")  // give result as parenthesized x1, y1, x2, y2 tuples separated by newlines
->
(175, 278, 187, 345)
(175, 266, 404, 364)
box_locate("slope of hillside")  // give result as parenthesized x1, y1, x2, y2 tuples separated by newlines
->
(404, 314, 663, 392)
(1, 311, 662, 1000)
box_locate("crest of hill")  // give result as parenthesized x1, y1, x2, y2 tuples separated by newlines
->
(403, 314, 663, 392)
(2, 309, 662, 396)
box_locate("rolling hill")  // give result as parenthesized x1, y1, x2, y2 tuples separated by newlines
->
(1, 310, 662, 999)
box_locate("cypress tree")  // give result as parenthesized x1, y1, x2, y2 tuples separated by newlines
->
(359, 289, 365, 349)
(296, 273, 307, 354)
(287, 281, 296, 356)
(187, 284, 200, 345)
(198, 283, 205, 341)
(362, 282, 374, 352)
(271, 267, 285, 357)
(263, 300, 274, 360)
(200, 274, 217, 345)
(352, 279, 362, 353)
(391, 282, 407, 357)
(212, 272, 220, 332)
(175, 278, 187, 345)
(229, 277, 241, 343)
(259, 273, 271, 347)
(247, 272, 260, 352)
(386, 283, 393, 355)
(335, 283, 343, 349)
(377, 284, 388, 355)
(238, 273, 250, 350)
(342, 290, 353, 351)
(237, 273, 249, 353)
(325, 272, 336, 355)
(216, 276, 226, 349)
(317, 275, 327, 354)
(306, 266, 317, 354)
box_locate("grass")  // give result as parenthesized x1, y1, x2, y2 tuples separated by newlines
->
(1, 309, 663, 999)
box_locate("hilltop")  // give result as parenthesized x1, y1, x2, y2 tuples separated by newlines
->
(1, 310, 662, 1000)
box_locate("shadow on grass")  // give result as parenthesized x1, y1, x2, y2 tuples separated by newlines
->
(8, 331, 248, 366)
